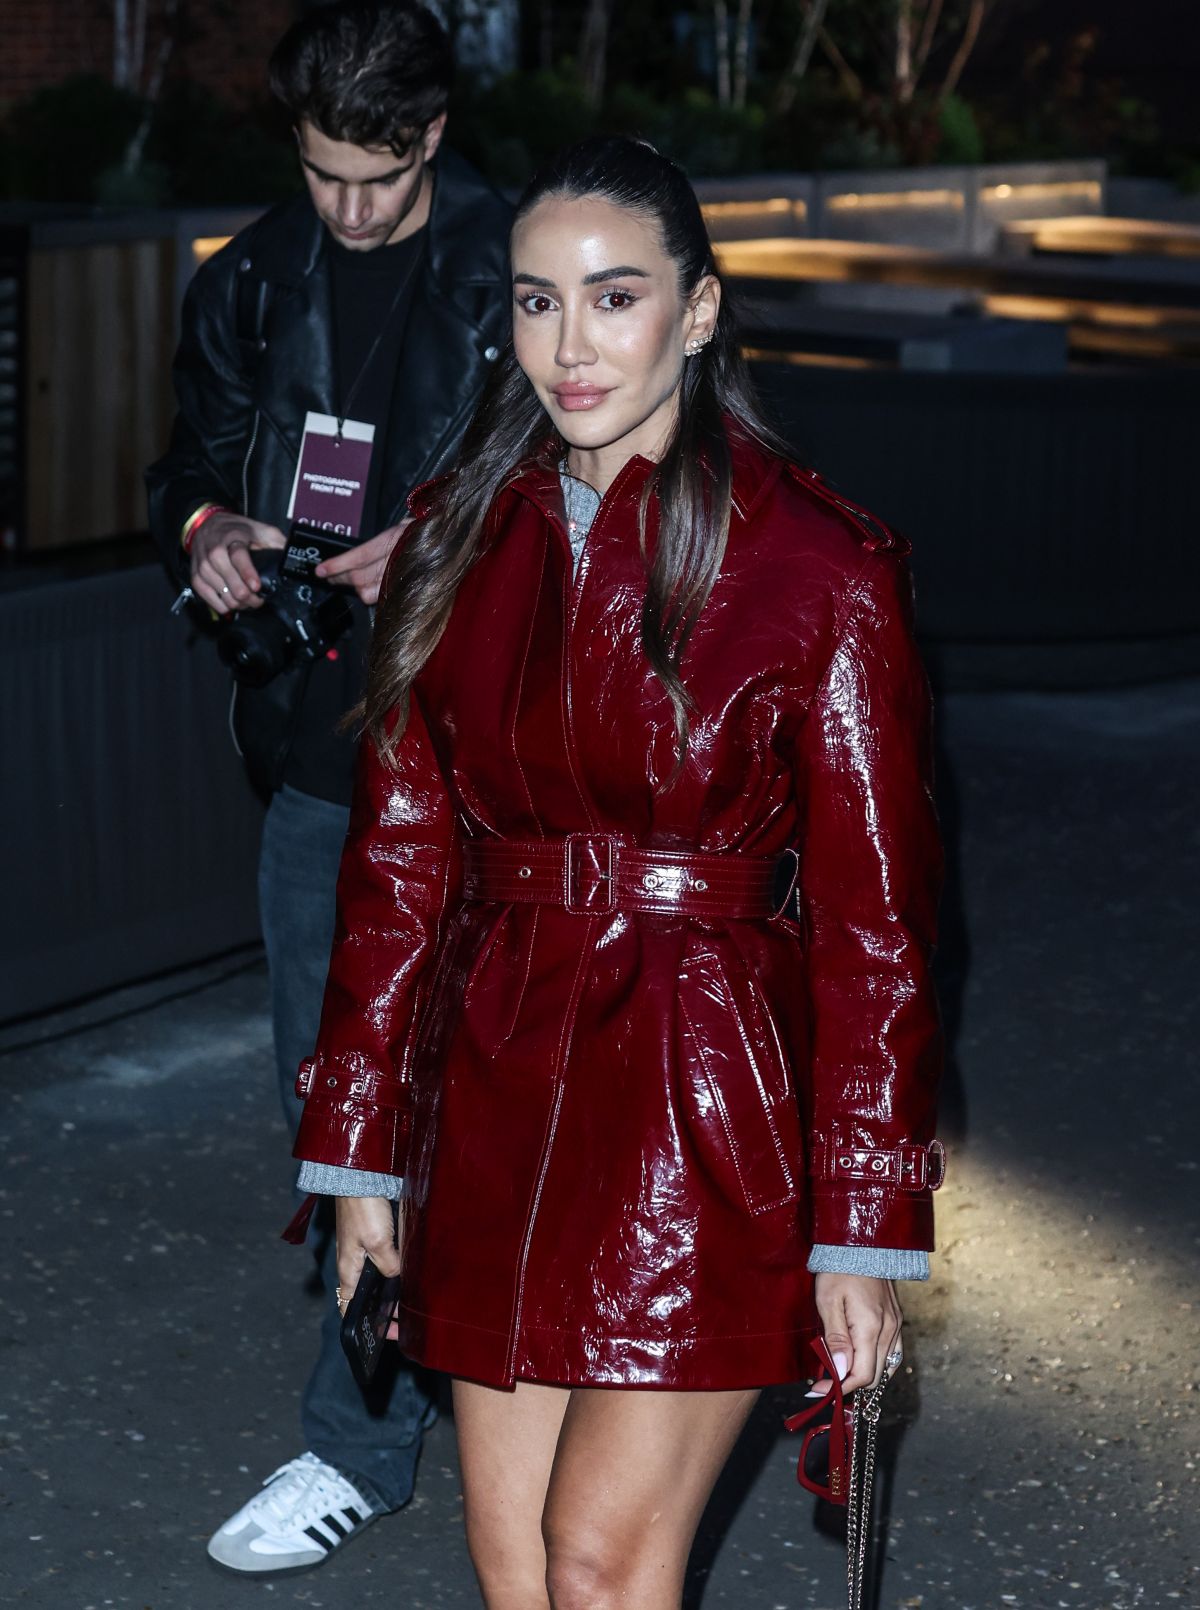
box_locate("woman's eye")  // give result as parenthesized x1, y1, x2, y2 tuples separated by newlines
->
(599, 290, 638, 311)
(518, 293, 557, 315)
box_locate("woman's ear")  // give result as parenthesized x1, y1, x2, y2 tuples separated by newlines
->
(684, 274, 721, 350)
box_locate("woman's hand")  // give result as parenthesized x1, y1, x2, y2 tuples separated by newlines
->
(813, 1272, 903, 1393)
(335, 1196, 405, 1317)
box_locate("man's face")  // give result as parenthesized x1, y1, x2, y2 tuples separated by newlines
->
(296, 116, 445, 250)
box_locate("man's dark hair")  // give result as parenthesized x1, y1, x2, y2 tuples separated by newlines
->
(269, 1, 453, 157)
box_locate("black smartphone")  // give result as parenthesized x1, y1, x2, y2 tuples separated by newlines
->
(340, 1258, 403, 1391)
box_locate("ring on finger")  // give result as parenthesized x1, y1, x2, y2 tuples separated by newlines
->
(886, 1347, 904, 1369)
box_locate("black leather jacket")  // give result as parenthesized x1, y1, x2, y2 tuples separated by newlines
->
(146, 149, 512, 793)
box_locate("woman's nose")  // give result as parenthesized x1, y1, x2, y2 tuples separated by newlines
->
(555, 307, 596, 370)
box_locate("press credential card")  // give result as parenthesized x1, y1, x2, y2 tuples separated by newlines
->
(288, 412, 376, 537)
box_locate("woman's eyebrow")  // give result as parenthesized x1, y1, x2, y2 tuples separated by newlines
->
(512, 266, 652, 289)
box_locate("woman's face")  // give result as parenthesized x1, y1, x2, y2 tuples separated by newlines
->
(511, 194, 719, 469)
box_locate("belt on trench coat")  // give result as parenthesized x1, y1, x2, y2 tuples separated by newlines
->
(461, 834, 800, 921)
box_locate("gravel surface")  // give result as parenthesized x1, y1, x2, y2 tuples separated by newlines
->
(1, 680, 1196, 1610)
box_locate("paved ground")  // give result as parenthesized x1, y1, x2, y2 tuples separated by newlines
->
(1, 680, 1197, 1610)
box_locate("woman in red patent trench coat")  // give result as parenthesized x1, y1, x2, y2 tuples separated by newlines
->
(293, 136, 943, 1608)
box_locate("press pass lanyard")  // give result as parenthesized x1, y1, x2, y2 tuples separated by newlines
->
(329, 232, 428, 442)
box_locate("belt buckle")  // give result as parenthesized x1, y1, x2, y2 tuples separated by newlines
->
(564, 834, 617, 915)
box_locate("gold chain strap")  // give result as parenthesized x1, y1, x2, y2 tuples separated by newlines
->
(844, 1360, 893, 1610)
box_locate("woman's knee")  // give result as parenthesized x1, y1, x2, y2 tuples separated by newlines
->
(464, 1503, 550, 1610)
(544, 1522, 670, 1610)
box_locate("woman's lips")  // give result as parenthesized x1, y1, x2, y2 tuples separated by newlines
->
(551, 385, 613, 412)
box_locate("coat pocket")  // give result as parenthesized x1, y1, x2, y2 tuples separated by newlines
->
(677, 944, 800, 1216)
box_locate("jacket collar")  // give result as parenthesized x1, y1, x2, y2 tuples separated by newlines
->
(249, 147, 509, 309)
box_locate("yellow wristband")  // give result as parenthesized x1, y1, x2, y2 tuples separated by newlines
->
(180, 502, 228, 553)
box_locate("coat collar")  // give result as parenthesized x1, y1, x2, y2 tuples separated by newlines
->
(502, 424, 784, 533)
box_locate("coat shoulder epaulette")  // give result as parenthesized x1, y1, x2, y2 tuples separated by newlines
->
(406, 471, 456, 521)
(786, 464, 910, 556)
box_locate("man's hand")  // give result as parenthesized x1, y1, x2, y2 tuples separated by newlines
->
(813, 1272, 903, 1393)
(315, 518, 413, 606)
(190, 513, 287, 615)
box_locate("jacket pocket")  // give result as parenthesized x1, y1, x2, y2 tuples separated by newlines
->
(677, 943, 800, 1216)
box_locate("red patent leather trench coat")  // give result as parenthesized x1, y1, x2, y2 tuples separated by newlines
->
(293, 432, 943, 1390)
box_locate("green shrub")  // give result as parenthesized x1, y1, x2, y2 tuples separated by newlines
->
(2, 75, 143, 202)
(938, 94, 985, 165)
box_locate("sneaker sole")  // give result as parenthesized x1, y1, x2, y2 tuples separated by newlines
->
(205, 1512, 378, 1578)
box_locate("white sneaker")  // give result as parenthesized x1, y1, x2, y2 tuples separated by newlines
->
(206, 1451, 378, 1574)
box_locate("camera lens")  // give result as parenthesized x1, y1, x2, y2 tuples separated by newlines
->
(217, 611, 293, 686)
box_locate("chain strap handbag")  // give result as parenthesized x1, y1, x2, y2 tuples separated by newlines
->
(785, 1336, 897, 1610)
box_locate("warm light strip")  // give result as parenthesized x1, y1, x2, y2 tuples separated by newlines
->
(192, 235, 233, 263)
(702, 198, 797, 221)
(826, 189, 964, 211)
(981, 294, 1200, 330)
(742, 346, 880, 370)
(982, 180, 1102, 203)
(1004, 215, 1200, 258)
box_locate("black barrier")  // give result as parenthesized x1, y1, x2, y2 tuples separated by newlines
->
(751, 362, 1200, 687)
(0, 559, 262, 1022)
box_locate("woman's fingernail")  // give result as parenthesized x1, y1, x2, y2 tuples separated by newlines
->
(832, 1351, 849, 1378)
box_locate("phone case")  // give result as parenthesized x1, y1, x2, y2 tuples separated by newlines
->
(340, 1258, 403, 1391)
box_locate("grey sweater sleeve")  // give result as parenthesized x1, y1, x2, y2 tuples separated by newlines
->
(296, 1161, 405, 1200)
(808, 1244, 929, 1281)
(298, 1166, 929, 1280)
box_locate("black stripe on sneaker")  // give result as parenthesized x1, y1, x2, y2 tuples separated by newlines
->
(304, 1525, 336, 1553)
(343, 1507, 363, 1526)
(322, 1513, 348, 1540)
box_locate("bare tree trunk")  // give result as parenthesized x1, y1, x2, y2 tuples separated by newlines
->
(113, 0, 130, 88)
(712, 1, 731, 107)
(913, 0, 946, 82)
(935, 0, 988, 107)
(578, 0, 613, 108)
(774, 0, 831, 115)
(130, 0, 148, 88)
(732, 0, 753, 109)
(895, 0, 915, 103)
(122, 0, 177, 174)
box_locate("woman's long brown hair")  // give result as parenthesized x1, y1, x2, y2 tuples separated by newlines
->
(365, 134, 792, 778)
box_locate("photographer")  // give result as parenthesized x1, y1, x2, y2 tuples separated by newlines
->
(146, 0, 510, 1575)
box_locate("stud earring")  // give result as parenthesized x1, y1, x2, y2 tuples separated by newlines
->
(686, 336, 711, 356)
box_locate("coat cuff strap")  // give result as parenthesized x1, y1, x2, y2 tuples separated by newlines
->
(811, 1134, 946, 1192)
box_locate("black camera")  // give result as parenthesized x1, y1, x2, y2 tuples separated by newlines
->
(217, 522, 356, 687)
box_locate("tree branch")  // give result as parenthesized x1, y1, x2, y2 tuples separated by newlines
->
(713, 0, 731, 107)
(774, 0, 830, 115)
(818, 23, 864, 103)
(733, 0, 753, 109)
(935, 0, 988, 108)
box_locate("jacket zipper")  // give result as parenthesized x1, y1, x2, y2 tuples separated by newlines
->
(241, 409, 261, 516)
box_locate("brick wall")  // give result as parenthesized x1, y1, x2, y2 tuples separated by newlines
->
(1, 1, 297, 110)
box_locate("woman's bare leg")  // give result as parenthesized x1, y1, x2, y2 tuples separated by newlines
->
(453, 1377, 570, 1610)
(455, 1376, 759, 1610)
(542, 1385, 759, 1609)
